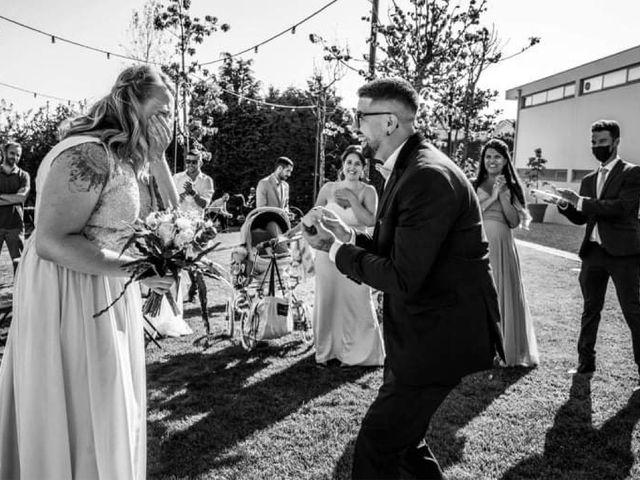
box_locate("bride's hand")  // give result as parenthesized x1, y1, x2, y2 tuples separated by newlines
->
(148, 115, 173, 162)
(334, 187, 358, 207)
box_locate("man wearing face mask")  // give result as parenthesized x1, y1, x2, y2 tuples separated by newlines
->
(556, 119, 640, 382)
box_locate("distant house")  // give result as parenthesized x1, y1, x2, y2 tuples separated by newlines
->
(506, 44, 640, 223)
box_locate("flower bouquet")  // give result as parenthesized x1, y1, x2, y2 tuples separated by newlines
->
(94, 210, 225, 318)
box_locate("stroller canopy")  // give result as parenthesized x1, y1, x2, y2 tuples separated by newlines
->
(239, 207, 291, 251)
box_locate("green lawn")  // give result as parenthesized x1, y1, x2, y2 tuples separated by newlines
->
(514, 221, 585, 254)
(3, 226, 640, 479)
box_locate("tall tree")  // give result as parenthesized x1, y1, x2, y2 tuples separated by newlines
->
(153, 0, 229, 156)
(121, 0, 174, 64)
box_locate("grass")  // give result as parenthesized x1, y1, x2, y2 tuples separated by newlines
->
(514, 221, 585, 254)
(2, 225, 640, 479)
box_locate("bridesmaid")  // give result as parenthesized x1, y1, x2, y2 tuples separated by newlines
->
(312, 145, 384, 367)
(474, 139, 539, 367)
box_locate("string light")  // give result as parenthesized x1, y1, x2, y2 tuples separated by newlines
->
(200, 0, 339, 65)
(0, 80, 80, 103)
(0, 1, 340, 69)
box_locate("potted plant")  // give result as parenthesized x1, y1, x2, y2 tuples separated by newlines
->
(525, 147, 548, 223)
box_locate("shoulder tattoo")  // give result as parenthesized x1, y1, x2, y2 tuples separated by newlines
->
(59, 143, 110, 193)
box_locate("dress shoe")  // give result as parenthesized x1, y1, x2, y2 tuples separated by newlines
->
(568, 362, 595, 374)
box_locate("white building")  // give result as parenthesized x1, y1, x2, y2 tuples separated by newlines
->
(506, 45, 640, 223)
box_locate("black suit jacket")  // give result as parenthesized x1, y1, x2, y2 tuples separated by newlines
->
(335, 133, 504, 385)
(558, 159, 640, 258)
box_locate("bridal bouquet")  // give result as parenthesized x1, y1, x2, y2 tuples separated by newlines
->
(94, 209, 225, 318)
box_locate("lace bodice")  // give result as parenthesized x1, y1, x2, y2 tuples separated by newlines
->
(82, 161, 140, 251)
(35, 136, 141, 251)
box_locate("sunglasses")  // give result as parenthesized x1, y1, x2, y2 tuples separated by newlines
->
(354, 111, 394, 129)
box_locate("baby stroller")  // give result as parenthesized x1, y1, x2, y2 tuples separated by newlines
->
(226, 207, 313, 350)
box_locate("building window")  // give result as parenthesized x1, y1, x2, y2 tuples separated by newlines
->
(517, 168, 568, 183)
(583, 75, 603, 93)
(581, 62, 640, 95)
(521, 82, 576, 109)
(572, 169, 592, 182)
(543, 169, 568, 182)
(564, 84, 576, 96)
(603, 69, 627, 88)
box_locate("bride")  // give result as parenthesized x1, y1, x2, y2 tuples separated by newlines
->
(312, 145, 385, 367)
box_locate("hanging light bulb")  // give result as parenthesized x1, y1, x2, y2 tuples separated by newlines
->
(106, 52, 111, 59)
(254, 46, 258, 54)
(291, 26, 296, 34)
(51, 36, 56, 44)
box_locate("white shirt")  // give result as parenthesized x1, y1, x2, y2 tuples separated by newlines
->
(173, 171, 214, 218)
(329, 139, 408, 262)
(576, 157, 620, 244)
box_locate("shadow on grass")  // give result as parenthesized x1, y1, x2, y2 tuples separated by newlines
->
(147, 344, 372, 478)
(502, 374, 640, 480)
(329, 367, 533, 479)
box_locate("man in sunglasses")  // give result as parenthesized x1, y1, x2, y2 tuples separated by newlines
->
(173, 149, 214, 302)
(303, 77, 503, 479)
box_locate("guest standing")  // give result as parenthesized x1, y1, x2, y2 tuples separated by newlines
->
(303, 77, 503, 479)
(557, 119, 640, 378)
(0, 141, 30, 273)
(0, 65, 177, 479)
(173, 149, 214, 304)
(474, 139, 539, 367)
(313, 145, 384, 367)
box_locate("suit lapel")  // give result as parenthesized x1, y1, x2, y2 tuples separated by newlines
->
(375, 133, 425, 219)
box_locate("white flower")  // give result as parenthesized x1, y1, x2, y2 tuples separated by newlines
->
(157, 222, 175, 246)
(174, 228, 196, 248)
(175, 217, 192, 231)
(145, 212, 160, 230)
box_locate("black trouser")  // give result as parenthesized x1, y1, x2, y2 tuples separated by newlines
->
(578, 242, 640, 371)
(351, 366, 457, 479)
(0, 228, 24, 273)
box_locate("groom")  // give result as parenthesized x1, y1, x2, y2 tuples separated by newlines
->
(303, 78, 504, 479)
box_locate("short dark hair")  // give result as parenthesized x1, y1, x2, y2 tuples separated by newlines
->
(186, 149, 202, 161)
(357, 77, 419, 114)
(591, 119, 620, 140)
(3, 140, 21, 155)
(275, 156, 294, 169)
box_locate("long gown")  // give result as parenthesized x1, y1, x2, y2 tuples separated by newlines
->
(313, 201, 385, 366)
(0, 136, 147, 479)
(478, 189, 539, 367)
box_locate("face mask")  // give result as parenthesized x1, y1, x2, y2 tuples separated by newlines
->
(592, 145, 612, 163)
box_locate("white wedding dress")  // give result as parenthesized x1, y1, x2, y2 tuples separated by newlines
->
(0, 136, 147, 479)
(312, 201, 385, 366)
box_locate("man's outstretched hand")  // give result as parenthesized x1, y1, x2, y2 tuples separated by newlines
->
(301, 207, 353, 252)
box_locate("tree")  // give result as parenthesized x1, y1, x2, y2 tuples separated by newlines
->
(153, 0, 229, 157)
(526, 147, 547, 193)
(314, 0, 538, 164)
(0, 101, 79, 204)
(121, 0, 174, 64)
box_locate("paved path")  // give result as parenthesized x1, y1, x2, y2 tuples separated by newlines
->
(515, 239, 580, 262)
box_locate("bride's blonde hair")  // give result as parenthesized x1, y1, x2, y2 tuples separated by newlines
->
(60, 65, 173, 175)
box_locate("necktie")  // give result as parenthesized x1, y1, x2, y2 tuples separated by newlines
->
(596, 167, 608, 198)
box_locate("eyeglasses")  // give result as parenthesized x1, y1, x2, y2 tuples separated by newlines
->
(185, 160, 199, 165)
(354, 111, 394, 129)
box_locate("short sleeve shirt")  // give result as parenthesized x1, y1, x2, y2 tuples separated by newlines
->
(0, 166, 30, 229)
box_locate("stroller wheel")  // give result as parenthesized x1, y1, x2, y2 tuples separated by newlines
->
(295, 302, 313, 345)
(241, 302, 261, 351)
(225, 298, 235, 338)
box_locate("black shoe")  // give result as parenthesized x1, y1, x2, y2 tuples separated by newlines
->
(569, 362, 595, 374)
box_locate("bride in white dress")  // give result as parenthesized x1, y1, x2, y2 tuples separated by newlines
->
(0, 66, 178, 479)
(312, 146, 385, 366)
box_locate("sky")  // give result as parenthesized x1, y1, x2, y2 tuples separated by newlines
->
(1, 0, 639, 120)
